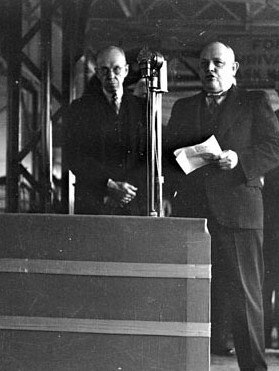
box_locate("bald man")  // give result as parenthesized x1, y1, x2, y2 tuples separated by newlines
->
(164, 41, 279, 370)
(64, 46, 146, 215)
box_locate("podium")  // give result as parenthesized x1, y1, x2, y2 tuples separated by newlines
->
(0, 214, 210, 370)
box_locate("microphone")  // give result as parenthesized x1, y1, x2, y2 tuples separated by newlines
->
(137, 47, 164, 78)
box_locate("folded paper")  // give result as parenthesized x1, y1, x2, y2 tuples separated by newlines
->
(174, 135, 222, 175)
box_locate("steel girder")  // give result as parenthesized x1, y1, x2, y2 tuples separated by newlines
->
(5, 0, 90, 213)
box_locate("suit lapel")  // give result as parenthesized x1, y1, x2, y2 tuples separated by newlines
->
(189, 92, 204, 139)
(215, 86, 243, 141)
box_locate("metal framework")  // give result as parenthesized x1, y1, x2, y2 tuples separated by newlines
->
(6, 0, 57, 212)
(6, 0, 22, 212)
(5, 0, 90, 213)
(4, 0, 279, 213)
(84, 0, 279, 90)
(87, 0, 279, 32)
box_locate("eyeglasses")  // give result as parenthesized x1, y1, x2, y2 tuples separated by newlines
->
(97, 65, 127, 76)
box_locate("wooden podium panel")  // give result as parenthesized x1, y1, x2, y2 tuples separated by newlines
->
(0, 214, 211, 371)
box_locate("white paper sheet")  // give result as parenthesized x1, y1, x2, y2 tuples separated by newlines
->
(174, 135, 222, 175)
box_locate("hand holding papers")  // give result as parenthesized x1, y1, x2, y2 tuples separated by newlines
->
(174, 135, 222, 175)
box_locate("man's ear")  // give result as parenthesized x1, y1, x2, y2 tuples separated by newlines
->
(233, 61, 239, 76)
(124, 64, 129, 77)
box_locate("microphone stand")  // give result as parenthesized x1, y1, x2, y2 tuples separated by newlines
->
(139, 54, 168, 217)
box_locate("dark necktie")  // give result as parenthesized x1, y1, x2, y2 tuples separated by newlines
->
(206, 92, 227, 114)
(111, 92, 119, 114)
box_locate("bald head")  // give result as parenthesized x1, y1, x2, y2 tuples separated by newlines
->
(200, 42, 236, 63)
(199, 41, 239, 93)
(97, 46, 127, 66)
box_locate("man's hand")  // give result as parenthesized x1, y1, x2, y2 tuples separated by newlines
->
(162, 198, 172, 217)
(217, 150, 238, 170)
(201, 150, 238, 170)
(107, 179, 138, 206)
(200, 153, 219, 161)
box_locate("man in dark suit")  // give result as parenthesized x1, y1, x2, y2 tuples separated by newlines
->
(64, 46, 146, 215)
(164, 41, 279, 370)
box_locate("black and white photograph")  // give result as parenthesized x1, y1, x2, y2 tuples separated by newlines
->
(1, 1, 279, 370)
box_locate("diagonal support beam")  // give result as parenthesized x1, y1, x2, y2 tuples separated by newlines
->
(19, 164, 43, 194)
(212, 0, 242, 21)
(21, 21, 41, 49)
(193, 1, 213, 18)
(17, 131, 41, 163)
(249, 4, 267, 18)
(21, 52, 62, 103)
(117, 0, 132, 17)
(142, 0, 163, 16)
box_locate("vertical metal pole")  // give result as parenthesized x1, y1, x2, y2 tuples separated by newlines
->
(156, 93, 164, 217)
(6, 0, 22, 212)
(61, 0, 75, 214)
(147, 81, 166, 216)
(41, 0, 53, 212)
(150, 90, 157, 217)
(31, 90, 39, 209)
(145, 86, 150, 216)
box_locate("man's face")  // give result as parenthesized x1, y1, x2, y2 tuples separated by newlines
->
(96, 49, 129, 94)
(199, 42, 239, 93)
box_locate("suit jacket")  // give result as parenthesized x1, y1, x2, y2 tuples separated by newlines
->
(164, 86, 279, 228)
(64, 80, 146, 215)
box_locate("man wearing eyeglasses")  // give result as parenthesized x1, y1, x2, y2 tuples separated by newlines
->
(64, 46, 146, 215)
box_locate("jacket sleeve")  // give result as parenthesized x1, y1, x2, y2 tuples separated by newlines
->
(63, 99, 111, 186)
(238, 91, 279, 180)
(163, 99, 187, 198)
